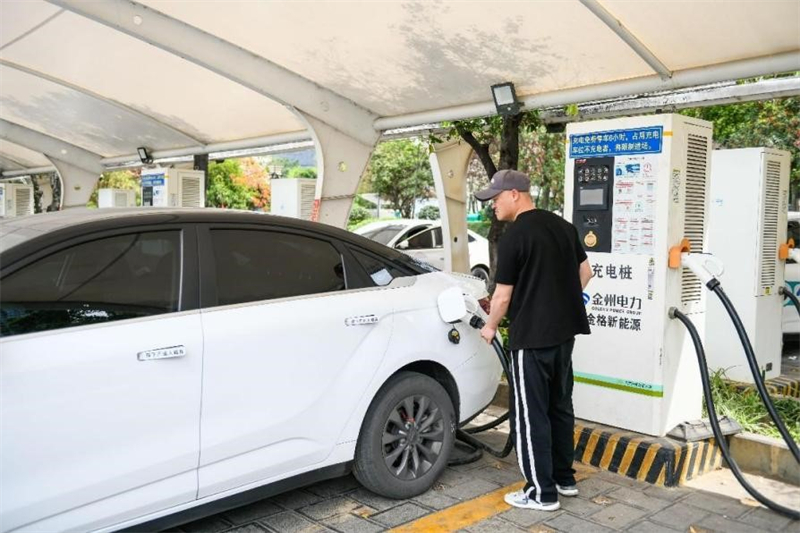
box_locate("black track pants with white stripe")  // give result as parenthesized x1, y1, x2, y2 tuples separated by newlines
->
(509, 338, 577, 504)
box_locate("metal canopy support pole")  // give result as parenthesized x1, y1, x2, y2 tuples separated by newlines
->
(579, 0, 672, 80)
(194, 153, 209, 196)
(47, 157, 100, 209)
(430, 140, 473, 275)
(297, 112, 379, 229)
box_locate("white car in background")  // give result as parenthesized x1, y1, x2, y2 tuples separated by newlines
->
(784, 211, 800, 338)
(0, 209, 500, 533)
(354, 219, 492, 282)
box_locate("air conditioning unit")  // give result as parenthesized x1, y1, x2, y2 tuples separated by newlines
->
(0, 183, 34, 218)
(706, 148, 790, 383)
(98, 188, 136, 208)
(270, 178, 316, 220)
(140, 168, 205, 208)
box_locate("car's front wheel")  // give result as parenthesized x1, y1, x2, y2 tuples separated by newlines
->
(353, 371, 455, 498)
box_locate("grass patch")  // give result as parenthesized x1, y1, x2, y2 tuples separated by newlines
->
(705, 369, 800, 442)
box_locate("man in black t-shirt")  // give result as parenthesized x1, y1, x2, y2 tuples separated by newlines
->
(475, 169, 592, 512)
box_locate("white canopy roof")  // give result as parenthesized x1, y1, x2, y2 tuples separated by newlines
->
(1, 0, 799, 174)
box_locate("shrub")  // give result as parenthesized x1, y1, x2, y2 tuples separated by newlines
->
(418, 205, 440, 220)
(348, 205, 371, 227)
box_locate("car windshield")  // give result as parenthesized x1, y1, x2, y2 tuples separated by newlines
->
(360, 225, 406, 245)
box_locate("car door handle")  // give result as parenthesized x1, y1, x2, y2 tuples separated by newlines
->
(137, 345, 186, 361)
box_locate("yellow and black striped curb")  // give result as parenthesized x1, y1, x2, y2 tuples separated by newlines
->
(573, 421, 723, 487)
(729, 374, 800, 399)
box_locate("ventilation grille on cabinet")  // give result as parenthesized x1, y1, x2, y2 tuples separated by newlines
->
(180, 176, 203, 207)
(15, 186, 33, 216)
(681, 133, 709, 305)
(300, 181, 316, 220)
(758, 159, 781, 292)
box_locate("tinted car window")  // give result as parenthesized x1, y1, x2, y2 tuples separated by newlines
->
(211, 229, 345, 305)
(361, 225, 406, 245)
(350, 248, 408, 287)
(0, 231, 181, 337)
(404, 227, 436, 250)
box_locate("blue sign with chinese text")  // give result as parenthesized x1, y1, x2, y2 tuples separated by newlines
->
(141, 175, 165, 187)
(569, 127, 663, 159)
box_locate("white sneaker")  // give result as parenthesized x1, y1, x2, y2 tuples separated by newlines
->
(504, 490, 560, 511)
(556, 484, 579, 497)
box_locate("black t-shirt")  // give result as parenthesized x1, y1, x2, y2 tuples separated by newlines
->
(495, 209, 591, 350)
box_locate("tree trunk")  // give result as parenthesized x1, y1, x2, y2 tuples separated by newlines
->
(538, 184, 551, 211)
(456, 114, 524, 294)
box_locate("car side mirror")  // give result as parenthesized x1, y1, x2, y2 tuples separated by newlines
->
(396, 240, 409, 250)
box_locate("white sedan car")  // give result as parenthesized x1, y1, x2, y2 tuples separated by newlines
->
(0, 209, 500, 533)
(354, 219, 491, 281)
(784, 211, 800, 337)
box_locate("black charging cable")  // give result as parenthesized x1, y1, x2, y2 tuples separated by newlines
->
(449, 316, 515, 465)
(707, 279, 800, 463)
(781, 286, 800, 318)
(670, 307, 800, 519)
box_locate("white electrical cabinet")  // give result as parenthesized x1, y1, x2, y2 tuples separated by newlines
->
(141, 168, 205, 208)
(98, 188, 137, 208)
(270, 178, 316, 220)
(564, 114, 713, 436)
(706, 148, 790, 383)
(0, 183, 34, 218)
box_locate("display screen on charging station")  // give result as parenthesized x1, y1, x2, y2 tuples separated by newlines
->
(570, 127, 662, 255)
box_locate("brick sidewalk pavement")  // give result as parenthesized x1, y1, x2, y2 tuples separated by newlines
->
(164, 415, 798, 533)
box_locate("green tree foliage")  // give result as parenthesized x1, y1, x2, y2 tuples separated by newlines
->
(519, 126, 566, 213)
(417, 205, 440, 220)
(430, 111, 541, 291)
(681, 96, 800, 200)
(286, 166, 317, 179)
(347, 205, 371, 227)
(365, 139, 433, 219)
(207, 160, 259, 210)
(86, 169, 140, 208)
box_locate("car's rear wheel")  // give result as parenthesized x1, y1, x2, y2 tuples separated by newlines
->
(353, 371, 455, 498)
(471, 265, 490, 282)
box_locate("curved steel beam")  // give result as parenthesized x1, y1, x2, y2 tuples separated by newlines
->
(0, 59, 205, 147)
(48, 0, 380, 146)
(0, 119, 103, 175)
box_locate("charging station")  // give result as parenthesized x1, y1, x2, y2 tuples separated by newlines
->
(564, 114, 713, 437)
(706, 148, 791, 383)
(141, 168, 205, 208)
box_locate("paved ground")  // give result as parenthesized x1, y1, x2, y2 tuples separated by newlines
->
(164, 406, 799, 533)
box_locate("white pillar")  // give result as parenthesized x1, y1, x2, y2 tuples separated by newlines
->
(430, 140, 473, 274)
(48, 157, 100, 208)
(298, 113, 378, 229)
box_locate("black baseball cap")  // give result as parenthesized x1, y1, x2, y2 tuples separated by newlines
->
(474, 169, 531, 201)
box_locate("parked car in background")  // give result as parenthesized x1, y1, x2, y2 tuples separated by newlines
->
(784, 211, 800, 339)
(0, 208, 500, 533)
(354, 219, 491, 281)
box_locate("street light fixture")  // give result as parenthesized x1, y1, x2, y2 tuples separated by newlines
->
(137, 147, 153, 164)
(491, 82, 523, 116)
